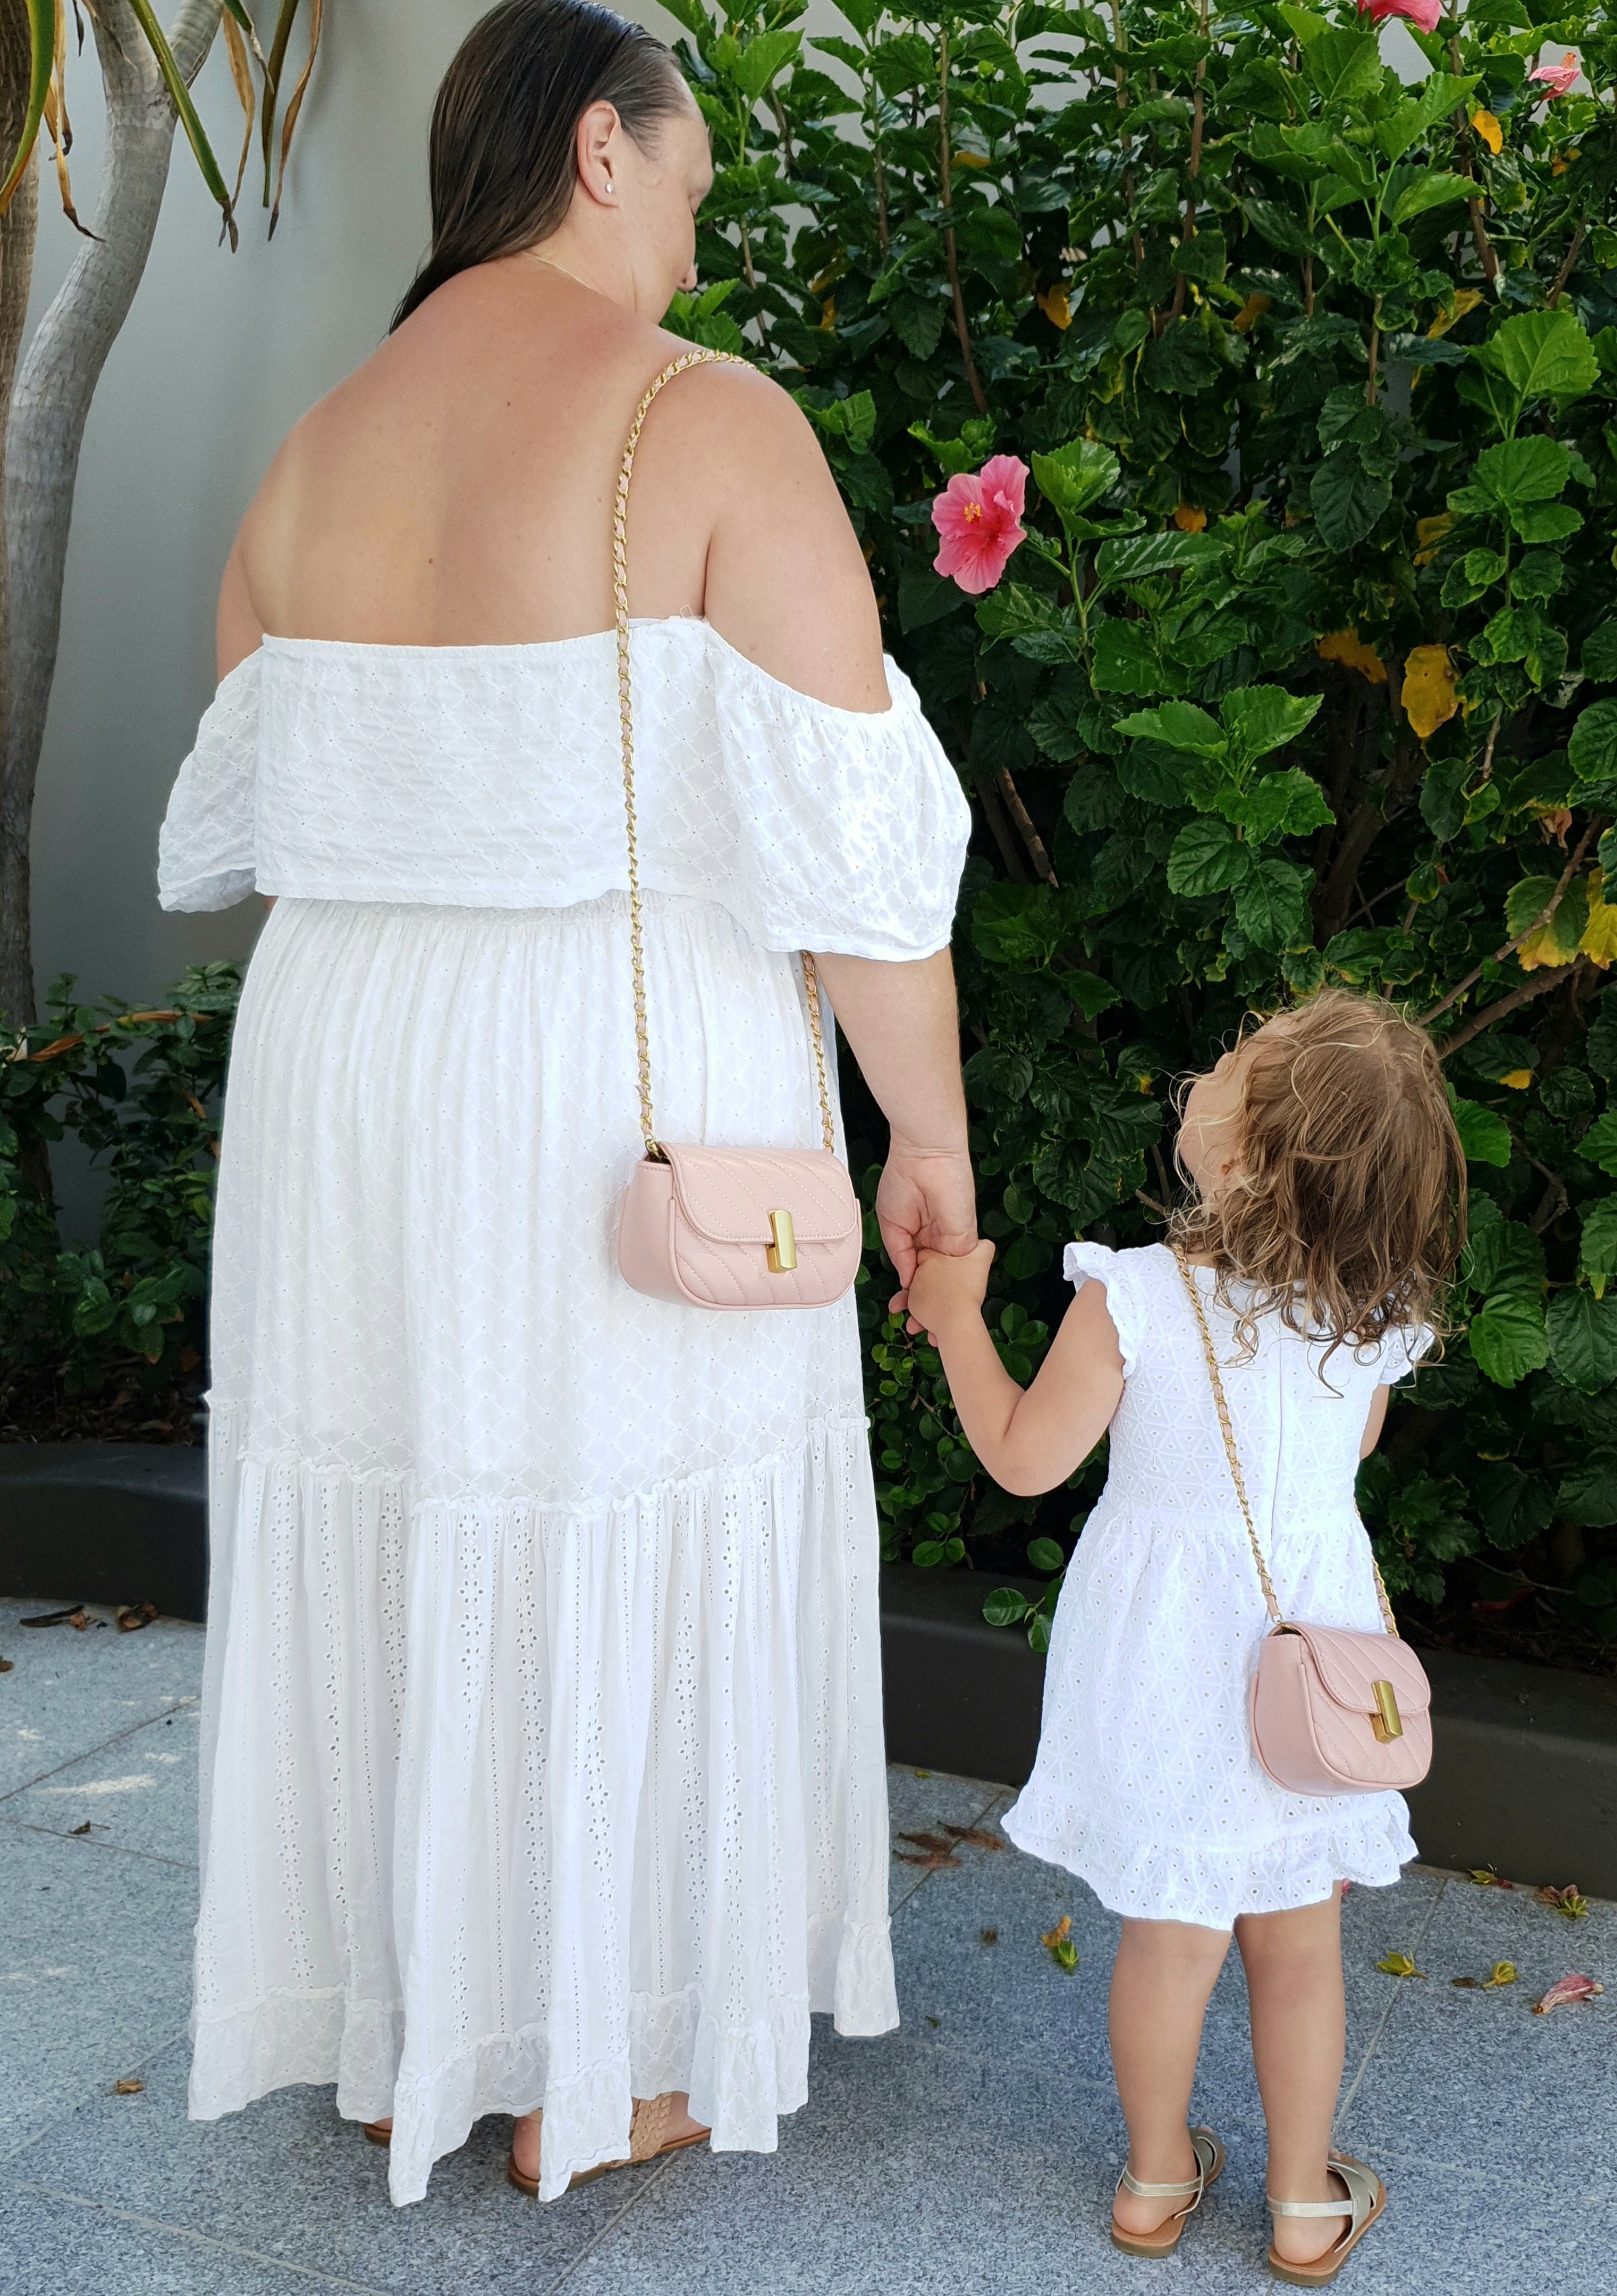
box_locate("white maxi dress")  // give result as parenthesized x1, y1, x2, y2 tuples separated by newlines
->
(157, 617, 970, 2203)
(1003, 1243, 1426, 1931)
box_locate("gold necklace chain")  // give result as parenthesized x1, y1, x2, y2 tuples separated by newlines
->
(1173, 1249, 1399, 1637)
(610, 350, 836, 1158)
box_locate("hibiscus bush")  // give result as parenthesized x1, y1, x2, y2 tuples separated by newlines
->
(666, 0, 1617, 1667)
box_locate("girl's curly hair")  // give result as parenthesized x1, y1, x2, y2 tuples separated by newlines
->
(1167, 986, 1467, 1367)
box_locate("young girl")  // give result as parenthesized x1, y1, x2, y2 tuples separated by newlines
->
(902, 989, 1464, 2287)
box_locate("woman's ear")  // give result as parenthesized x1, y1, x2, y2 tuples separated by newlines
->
(574, 99, 622, 208)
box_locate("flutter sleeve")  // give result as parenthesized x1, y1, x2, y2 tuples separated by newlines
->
(1377, 1322, 1437, 1384)
(1063, 1241, 1141, 1378)
(156, 653, 262, 912)
(710, 642, 970, 959)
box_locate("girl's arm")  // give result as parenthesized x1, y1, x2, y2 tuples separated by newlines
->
(1361, 1385, 1391, 1458)
(906, 1243, 1126, 1497)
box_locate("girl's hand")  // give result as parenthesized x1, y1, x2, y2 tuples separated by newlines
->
(896, 1239, 996, 1335)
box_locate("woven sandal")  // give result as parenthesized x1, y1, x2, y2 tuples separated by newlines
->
(1110, 2126, 1225, 2258)
(506, 2092, 710, 2198)
(1267, 2153, 1386, 2285)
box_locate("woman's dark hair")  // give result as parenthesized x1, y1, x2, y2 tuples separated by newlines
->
(391, 0, 688, 331)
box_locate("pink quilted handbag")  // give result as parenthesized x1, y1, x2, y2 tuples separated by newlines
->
(610, 353, 861, 1312)
(1177, 1253, 1433, 1796)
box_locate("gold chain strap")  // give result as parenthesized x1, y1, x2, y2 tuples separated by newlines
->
(1172, 1251, 1399, 1637)
(612, 350, 836, 1158)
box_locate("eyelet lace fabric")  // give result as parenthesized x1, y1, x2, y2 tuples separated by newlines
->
(1001, 1243, 1428, 1931)
(161, 626, 967, 2204)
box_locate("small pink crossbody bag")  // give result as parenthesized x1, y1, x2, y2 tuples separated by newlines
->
(1176, 1252, 1432, 1796)
(612, 352, 861, 1312)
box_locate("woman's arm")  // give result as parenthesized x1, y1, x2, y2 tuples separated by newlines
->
(907, 1244, 1125, 1496)
(813, 949, 975, 1287)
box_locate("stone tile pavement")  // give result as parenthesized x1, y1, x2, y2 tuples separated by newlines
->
(1, 1595, 1610, 2294)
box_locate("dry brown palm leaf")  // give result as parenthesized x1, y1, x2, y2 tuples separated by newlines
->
(268, 0, 321, 237)
(942, 1823, 1004, 1852)
(221, 8, 256, 210)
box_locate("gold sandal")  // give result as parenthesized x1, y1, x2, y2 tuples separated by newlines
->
(1110, 2126, 1224, 2257)
(1268, 2153, 1386, 2285)
(506, 2092, 710, 2198)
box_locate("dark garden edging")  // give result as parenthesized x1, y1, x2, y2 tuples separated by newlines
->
(880, 1564, 1617, 1901)
(3, 1450, 1612, 1898)
(0, 1442, 207, 1622)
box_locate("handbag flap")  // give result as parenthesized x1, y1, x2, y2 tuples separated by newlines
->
(1280, 1624, 1432, 1718)
(660, 1145, 861, 1246)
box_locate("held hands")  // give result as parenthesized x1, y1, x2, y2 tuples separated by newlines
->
(875, 1142, 978, 1292)
(894, 1239, 996, 1339)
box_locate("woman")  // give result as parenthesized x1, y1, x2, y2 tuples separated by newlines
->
(158, 0, 973, 2209)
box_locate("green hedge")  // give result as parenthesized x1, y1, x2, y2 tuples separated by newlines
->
(665, 0, 1617, 1653)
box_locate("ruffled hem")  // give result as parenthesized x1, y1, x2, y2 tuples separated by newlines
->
(189, 1412, 896, 2205)
(1000, 1792, 1416, 1931)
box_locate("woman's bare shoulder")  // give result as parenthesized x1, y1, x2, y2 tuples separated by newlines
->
(639, 357, 888, 711)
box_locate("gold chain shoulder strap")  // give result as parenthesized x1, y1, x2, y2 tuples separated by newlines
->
(1172, 1249, 1399, 1637)
(611, 349, 836, 1158)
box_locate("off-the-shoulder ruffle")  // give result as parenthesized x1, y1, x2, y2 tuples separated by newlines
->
(1062, 1241, 1142, 1378)
(710, 639, 969, 961)
(153, 621, 969, 955)
(157, 653, 261, 912)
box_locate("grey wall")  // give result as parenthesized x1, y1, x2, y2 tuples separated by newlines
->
(26, 0, 502, 1009)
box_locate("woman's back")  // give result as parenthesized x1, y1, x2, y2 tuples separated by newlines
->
(224, 264, 888, 713)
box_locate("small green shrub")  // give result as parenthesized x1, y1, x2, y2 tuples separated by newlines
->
(1, 965, 240, 1416)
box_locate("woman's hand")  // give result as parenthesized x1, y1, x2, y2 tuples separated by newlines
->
(875, 1141, 978, 1294)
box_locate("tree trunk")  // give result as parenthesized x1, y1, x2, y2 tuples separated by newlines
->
(0, 0, 37, 1030)
(0, 0, 222, 1029)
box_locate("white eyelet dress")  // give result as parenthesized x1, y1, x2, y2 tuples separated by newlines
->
(156, 618, 970, 2204)
(1000, 1243, 1427, 1932)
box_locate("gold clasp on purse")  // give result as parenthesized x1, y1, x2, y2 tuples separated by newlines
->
(766, 1208, 798, 1274)
(1370, 1679, 1403, 1742)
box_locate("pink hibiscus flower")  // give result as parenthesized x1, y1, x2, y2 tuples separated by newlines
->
(1356, 0, 1442, 34)
(1529, 51, 1580, 99)
(932, 456, 1029, 594)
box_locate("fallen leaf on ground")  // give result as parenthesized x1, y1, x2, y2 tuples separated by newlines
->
(0, 1656, 11, 1673)
(113, 2078, 143, 2095)
(1539, 1884, 1590, 1919)
(898, 1831, 953, 1854)
(942, 1824, 1005, 1852)
(896, 1849, 961, 1869)
(1042, 1915, 1079, 1972)
(1451, 1976, 1480, 1988)
(1376, 1951, 1428, 1979)
(1469, 1867, 1515, 1889)
(1533, 1974, 1604, 2015)
(21, 1608, 87, 1631)
(980, 1928, 998, 1946)
(115, 1604, 158, 1634)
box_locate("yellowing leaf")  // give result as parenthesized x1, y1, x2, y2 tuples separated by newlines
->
(1232, 292, 1271, 335)
(1470, 107, 1503, 156)
(1580, 868, 1617, 970)
(1173, 502, 1207, 533)
(1401, 644, 1459, 742)
(1376, 1951, 1428, 1978)
(1428, 288, 1485, 341)
(1414, 512, 1453, 567)
(1318, 628, 1387, 685)
(1500, 1070, 1534, 1089)
(1038, 283, 1072, 329)
(952, 149, 992, 169)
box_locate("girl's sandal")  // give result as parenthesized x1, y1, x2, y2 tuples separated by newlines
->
(1267, 2153, 1386, 2286)
(1110, 2126, 1225, 2258)
(360, 2120, 391, 2147)
(506, 2092, 710, 2198)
